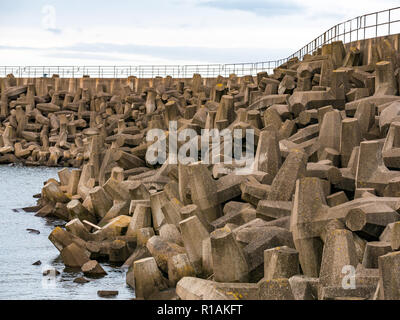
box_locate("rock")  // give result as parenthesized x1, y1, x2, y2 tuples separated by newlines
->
(89, 186, 113, 219)
(147, 288, 179, 300)
(378, 251, 400, 299)
(65, 218, 92, 241)
(93, 215, 131, 240)
(319, 285, 376, 300)
(109, 239, 131, 262)
(345, 203, 400, 240)
(43, 269, 60, 276)
(291, 178, 326, 277)
(267, 150, 307, 202)
(264, 246, 300, 280)
(42, 181, 70, 203)
(97, 290, 119, 298)
(258, 278, 295, 300)
(26, 228, 40, 234)
(187, 162, 222, 223)
(159, 224, 183, 246)
(319, 229, 358, 288)
(179, 216, 210, 275)
(167, 253, 196, 286)
(210, 227, 249, 283)
(67, 200, 96, 225)
(60, 243, 90, 268)
(74, 277, 90, 284)
(81, 260, 107, 276)
(362, 241, 392, 268)
(126, 203, 152, 239)
(133, 257, 169, 299)
(48, 227, 86, 252)
(176, 277, 258, 300)
(146, 236, 186, 273)
(326, 191, 349, 207)
(137, 227, 155, 247)
(288, 275, 318, 300)
(390, 221, 400, 250)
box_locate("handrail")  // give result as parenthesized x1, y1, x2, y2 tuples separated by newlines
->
(1, 6, 400, 79)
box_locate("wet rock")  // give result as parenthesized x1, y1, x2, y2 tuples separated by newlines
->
(81, 260, 107, 276)
(74, 277, 90, 284)
(26, 228, 40, 234)
(134, 257, 169, 299)
(97, 290, 119, 298)
(60, 243, 90, 268)
(43, 269, 60, 276)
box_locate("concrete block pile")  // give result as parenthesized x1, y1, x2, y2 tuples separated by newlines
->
(3, 36, 400, 300)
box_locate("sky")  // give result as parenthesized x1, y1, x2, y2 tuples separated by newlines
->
(0, 0, 399, 66)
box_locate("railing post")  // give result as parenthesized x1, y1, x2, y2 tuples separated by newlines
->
(349, 20, 352, 42)
(357, 17, 359, 40)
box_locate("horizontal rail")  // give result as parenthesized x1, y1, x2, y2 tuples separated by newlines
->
(1, 6, 400, 79)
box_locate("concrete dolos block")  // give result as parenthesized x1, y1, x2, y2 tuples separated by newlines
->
(210, 227, 249, 283)
(134, 257, 169, 299)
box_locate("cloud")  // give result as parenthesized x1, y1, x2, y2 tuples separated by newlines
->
(1, 0, 399, 66)
(45, 28, 62, 34)
(197, 0, 303, 16)
(43, 51, 126, 62)
(0, 42, 288, 64)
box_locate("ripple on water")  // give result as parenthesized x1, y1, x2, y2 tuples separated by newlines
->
(0, 165, 135, 300)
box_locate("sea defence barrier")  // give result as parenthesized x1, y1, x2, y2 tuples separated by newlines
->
(2, 29, 400, 300)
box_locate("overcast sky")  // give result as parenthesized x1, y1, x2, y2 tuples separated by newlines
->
(0, 0, 399, 66)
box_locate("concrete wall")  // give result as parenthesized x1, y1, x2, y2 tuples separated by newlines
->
(1, 76, 229, 96)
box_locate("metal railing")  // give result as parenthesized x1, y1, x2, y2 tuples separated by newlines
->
(2, 6, 400, 79)
(0, 61, 285, 79)
(287, 6, 400, 61)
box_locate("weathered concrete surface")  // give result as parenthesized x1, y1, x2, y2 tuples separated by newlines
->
(9, 35, 400, 300)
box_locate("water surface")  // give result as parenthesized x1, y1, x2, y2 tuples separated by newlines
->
(0, 165, 134, 300)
